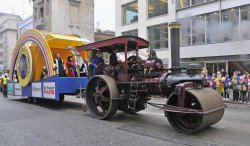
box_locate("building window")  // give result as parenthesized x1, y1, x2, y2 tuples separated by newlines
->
(179, 18, 191, 46)
(177, 0, 217, 9)
(177, 0, 190, 9)
(34, 7, 37, 20)
(40, 7, 44, 21)
(206, 0, 217, 2)
(148, 0, 168, 18)
(148, 23, 168, 49)
(241, 5, 250, 40)
(46, 0, 50, 16)
(206, 11, 220, 43)
(191, 15, 205, 45)
(122, 1, 138, 25)
(70, 5, 79, 25)
(191, 0, 204, 5)
(122, 29, 138, 36)
(222, 8, 239, 42)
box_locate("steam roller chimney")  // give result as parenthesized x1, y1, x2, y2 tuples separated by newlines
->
(169, 22, 181, 68)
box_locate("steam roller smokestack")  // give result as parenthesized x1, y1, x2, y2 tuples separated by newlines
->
(169, 22, 181, 68)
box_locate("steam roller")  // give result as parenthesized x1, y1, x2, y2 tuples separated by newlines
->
(166, 87, 224, 134)
(78, 22, 225, 134)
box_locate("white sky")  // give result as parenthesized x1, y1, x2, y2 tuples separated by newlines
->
(0, 0, 115, 31)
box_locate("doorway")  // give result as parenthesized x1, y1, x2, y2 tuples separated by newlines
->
(206, 62, 226, 76)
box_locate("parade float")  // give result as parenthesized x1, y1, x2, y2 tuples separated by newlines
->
(7, 29, 89, 102)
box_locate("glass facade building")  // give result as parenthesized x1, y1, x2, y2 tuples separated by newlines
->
(148, 23, 168, 49)
(122, 1, 138, 25)
(148, 0, 168, 18)
(176, 0, 218, 9)
(180, 4, 250, 46)
(116, 0, 250, 73)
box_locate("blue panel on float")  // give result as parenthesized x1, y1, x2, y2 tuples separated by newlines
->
(8, 75, 89, 101)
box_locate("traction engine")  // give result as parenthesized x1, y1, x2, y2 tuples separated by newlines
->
(79, 22, 225, 134)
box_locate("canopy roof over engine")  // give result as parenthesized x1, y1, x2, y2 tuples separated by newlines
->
(77, 36, 149, 53)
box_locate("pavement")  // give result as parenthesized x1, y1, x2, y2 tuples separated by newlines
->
(1, 94, 250, 146)
(62, 93, 250, 108)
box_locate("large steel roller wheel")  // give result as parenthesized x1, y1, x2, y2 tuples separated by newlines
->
(86, 75, 120, 120)
(166, 88, 225, 134)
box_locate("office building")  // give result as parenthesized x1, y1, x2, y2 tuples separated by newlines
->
(116, 0, 250, 75)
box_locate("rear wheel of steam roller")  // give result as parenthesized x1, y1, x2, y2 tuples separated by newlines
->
(166, 88, 225, 134)
(86, 75, 120, 120)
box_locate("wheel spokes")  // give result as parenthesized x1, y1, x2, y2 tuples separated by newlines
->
(91, 79, 111, 115)
(101, 96, 110, 102)
(100, 85, 108, 94)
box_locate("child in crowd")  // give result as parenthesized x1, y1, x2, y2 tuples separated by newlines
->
(223, 74, 230, 100)
(232, 72, 239, 101)
(211, 73, 216, 90)
(247, 75, 250, 104)
(216, 71, 223, 97)
(240, 76, 248, 103)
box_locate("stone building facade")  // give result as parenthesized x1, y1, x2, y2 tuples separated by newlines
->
(0, 13, 22, 71)
(33, 0, 94, 42)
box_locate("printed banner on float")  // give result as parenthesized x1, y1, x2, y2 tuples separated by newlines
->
(7, 83, 14, 95)
(14, 83, 22, 96)
(32, 83, 42, 97)
(43, 82, 55, 99)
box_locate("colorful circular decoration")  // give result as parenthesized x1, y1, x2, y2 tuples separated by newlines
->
(16, 44, 33, 87)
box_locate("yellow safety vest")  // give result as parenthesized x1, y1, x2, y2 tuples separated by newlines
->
(3, 77, 7, 85)
(242, 85, 247, 91)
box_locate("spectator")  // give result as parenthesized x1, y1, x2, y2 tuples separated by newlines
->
(80, 59, 89, 77)
(221, 68, 227, 77)
(54, 53, 66, 77)
(247, 75, 250, 104)
(216, 71, 223, 97)
(223, 74, 230, 100)
(231, 71, 239, 101)
(1, 73, 9, 97)
(200, 67, 208, 79)
(41, 66, 48, 79)
(240, 76, 248, 103)
(210, 73, 216, 90)
(66, 56, 78, 77)
(13, 74, 18, 82)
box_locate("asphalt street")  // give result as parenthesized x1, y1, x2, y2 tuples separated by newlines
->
(0, 96, 250, 146)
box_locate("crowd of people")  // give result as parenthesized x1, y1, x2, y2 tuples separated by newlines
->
(201, 68, 250, 104)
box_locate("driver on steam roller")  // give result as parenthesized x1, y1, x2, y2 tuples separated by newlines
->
(144, 50, 163, 75)
(109, 48, 119, 66)
(91, 49, 104, 75)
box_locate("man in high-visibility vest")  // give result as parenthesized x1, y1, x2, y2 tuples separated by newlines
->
(13, 74, 18, 82)
(1, 73, 8, 97)
(0, 78, 2, 93)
